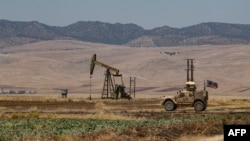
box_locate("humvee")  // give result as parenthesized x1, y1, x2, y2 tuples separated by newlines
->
(161, 81, 208, 111)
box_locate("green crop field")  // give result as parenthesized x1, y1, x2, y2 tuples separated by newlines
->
(0, 113, 249, 141)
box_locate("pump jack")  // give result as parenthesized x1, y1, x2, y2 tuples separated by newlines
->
(90, 54, 131, 99)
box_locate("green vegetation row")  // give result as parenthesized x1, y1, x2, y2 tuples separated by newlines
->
(0, 114, 243, 141)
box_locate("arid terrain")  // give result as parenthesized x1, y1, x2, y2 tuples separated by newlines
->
(0, 40, 250, 98)
(0, 96, 249, 141)
(0, 40, 249, 141)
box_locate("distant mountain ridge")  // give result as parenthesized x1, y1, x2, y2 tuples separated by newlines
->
(0, 19, 250, 47)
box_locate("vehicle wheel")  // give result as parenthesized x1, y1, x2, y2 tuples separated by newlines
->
(164, 100, 176, 111)
(194, 101, 205, 111)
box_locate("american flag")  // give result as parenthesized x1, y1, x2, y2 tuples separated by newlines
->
(206, 80, 218, 89)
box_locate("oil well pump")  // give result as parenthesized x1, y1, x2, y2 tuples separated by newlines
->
(90, 54, 131, 99)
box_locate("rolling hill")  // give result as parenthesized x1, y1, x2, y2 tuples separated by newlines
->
(0, 40, 249, 99)
(1, 20, 250, 48)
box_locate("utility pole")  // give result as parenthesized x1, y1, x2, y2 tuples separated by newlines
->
(186, 59, 195, 82)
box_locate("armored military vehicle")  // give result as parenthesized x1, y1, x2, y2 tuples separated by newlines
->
(161, 59, 208, 111)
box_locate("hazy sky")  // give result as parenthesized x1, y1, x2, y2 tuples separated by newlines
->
(0, 0, 249, 29)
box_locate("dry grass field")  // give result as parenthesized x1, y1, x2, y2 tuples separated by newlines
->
(0, 96, 249, 141)
(0, 40, 250, 98)
(0, 40, 250, 141)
